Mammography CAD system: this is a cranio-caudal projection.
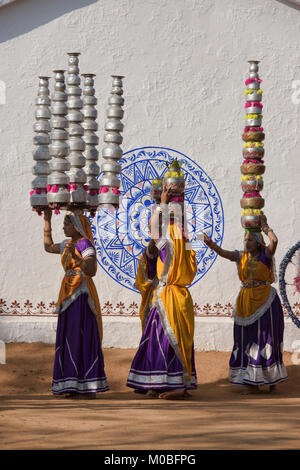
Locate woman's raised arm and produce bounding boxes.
[43,209,60,254]
[203,232,236,262]
[261,215,278,256]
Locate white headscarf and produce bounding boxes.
[65,211,85,238]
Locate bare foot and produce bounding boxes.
[159,390,187,400]
[240,385,261,395]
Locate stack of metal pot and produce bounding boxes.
[65,52,87,207]
[82,73,100,215]
[30,76,51,212]
[240,60,265,231]
[30,53,125,215]
[47,70,70,208]
[98,75,125,208]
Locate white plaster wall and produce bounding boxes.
[0,0,299,336]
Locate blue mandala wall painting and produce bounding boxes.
[90,147,224,293]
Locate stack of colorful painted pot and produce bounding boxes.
[240,60,265,231]
[162,159,185,228]
[163,159,185,201]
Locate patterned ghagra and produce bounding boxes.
[229,248,288,386]
[52,238,109,395]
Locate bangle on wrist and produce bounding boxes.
[44,230,52,236]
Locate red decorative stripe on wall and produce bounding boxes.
[0,298,299,318]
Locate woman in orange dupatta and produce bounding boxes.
[204,215,287,394]
[127,186,197,399]
[43,209,109,398]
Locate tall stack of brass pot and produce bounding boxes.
[240,60,265,231]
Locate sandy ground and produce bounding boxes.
[0,344,300,450]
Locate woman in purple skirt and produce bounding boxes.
[43,209,109,398]
[204,216,287,394]
[127,185,198,399]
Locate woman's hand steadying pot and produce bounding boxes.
[260,214,268,228]
[160,185,173,204]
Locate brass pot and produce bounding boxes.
[242,132,265,142]
[163,177,185,195]
[241,179,264,193]
[150,186,162,201]
[241,163,265,175]
[240,196,265,209]
[241,214,261,229]
[242,147,264,159]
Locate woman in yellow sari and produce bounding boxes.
[43,209,109,398]
[127,186,197,399]
[204,216,287,394]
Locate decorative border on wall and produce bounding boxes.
[0,298,299,318]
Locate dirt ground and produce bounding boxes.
[1,343,300,450]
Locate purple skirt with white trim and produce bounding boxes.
[52,294,109,394]
[229,292,288,386]
[127,307,197,391]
